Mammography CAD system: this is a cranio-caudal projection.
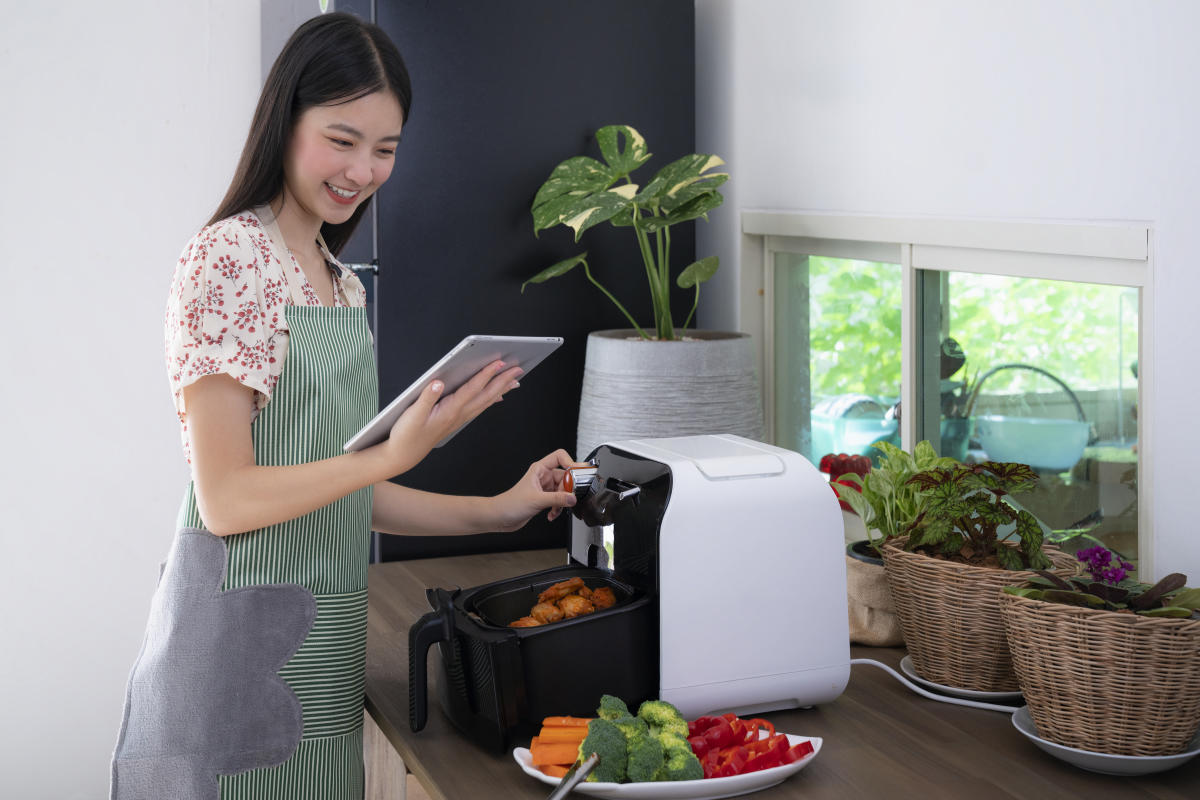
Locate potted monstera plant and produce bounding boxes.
[880,461,1078,693]
[521,124,762,457]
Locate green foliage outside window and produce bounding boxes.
[808,257,1138,402]
[947,274,1138,394]
[809,257,902,400]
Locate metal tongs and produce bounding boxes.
[545,752,600,799]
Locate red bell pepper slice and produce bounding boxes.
[714,745,747,778]
[783,740,815,763]
[746,717,775,738]
[688,713,807,778]
[689,715,721,736]
[737,734,787,772]
[702,717,736,750]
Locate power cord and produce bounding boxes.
[851,658,1020,714]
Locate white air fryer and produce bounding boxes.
[570,434,851,718]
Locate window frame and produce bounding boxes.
[741,212,1154,573]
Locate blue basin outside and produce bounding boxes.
[975,415,1089,471]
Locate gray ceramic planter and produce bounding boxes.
[575,329,764,458]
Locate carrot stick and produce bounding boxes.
[541,716,593,728]
[540,764,571,778]
[537,726,589,743]
[529,739,582,767]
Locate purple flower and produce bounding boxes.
[1076,545,1132,586]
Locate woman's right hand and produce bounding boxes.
[378,359,524,476]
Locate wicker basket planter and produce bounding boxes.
[1000,590,1200,756]
[881,539,1077,692]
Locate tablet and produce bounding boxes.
[343,335,564,452]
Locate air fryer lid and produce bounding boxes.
[467,567,639,628]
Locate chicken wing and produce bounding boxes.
[557,593,595,619]
[537,576,585,604]
[530,602,564,624]
[508,616,543,628]
[590,587,616,610]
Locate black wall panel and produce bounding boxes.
[373,0,696,559]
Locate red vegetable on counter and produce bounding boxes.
[819,452,871,512]
[818,452,871,481]
[687,713,812,778]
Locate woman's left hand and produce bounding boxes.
[490,449,585,531]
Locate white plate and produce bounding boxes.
[1012,706,1200,776]
[512,733,822,799]
[899,655,1024,701]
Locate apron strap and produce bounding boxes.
[254,204,317,307]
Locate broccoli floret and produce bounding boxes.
[611,715,664,783]
[609,713,646,740]
[659,738,703,781]
[647,739,699,782]
[637,700,690,742]
[635,700,701,781]
[655,719,690,741]
[636,699,685,730]
[578,718,628,783]
[597,694,632,721]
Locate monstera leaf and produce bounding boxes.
[525,124,728,340]
[595,124,651,177]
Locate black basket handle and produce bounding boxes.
[408,595,455,732]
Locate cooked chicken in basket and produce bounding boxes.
[508,579,619,627]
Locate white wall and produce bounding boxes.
[0,2,260,796]
[695,0,1200,580]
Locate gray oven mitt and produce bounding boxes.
[111,528,317,800]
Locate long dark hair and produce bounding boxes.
[208,12,412,255]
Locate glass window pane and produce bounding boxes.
[918,271,1140,570]
[773,253,902,464]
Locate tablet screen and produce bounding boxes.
[342,334,563,452]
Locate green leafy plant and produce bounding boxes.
[521,124,728,340]
[903,461,1051,571]
[833,441,957,554]
[1004,546,1200,619]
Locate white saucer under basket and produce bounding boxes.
[1012,706,1200,776]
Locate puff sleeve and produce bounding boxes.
[164,217,288,426]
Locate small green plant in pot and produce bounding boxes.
[833,441,956,556]
[881,460,1078,691]
[832,441,954,647]
[1001,547,1200,756]
[522,124,728,341]
[901,460,1052,570]
[1007,546,1200,618]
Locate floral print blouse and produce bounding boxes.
[164,208,366,461]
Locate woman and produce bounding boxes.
[112,13,577,800]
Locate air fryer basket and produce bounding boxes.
[409,565,657,751]
[468,568,638,628]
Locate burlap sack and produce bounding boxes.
[846,553,904,647]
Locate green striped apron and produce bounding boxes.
[196,213,375,798]
[175,295,376,798]
[114,210,377,800]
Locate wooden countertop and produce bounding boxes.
[365,550,1199,799]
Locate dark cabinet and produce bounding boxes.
[345,1,696,559]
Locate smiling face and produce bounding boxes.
[277,90,405,234]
